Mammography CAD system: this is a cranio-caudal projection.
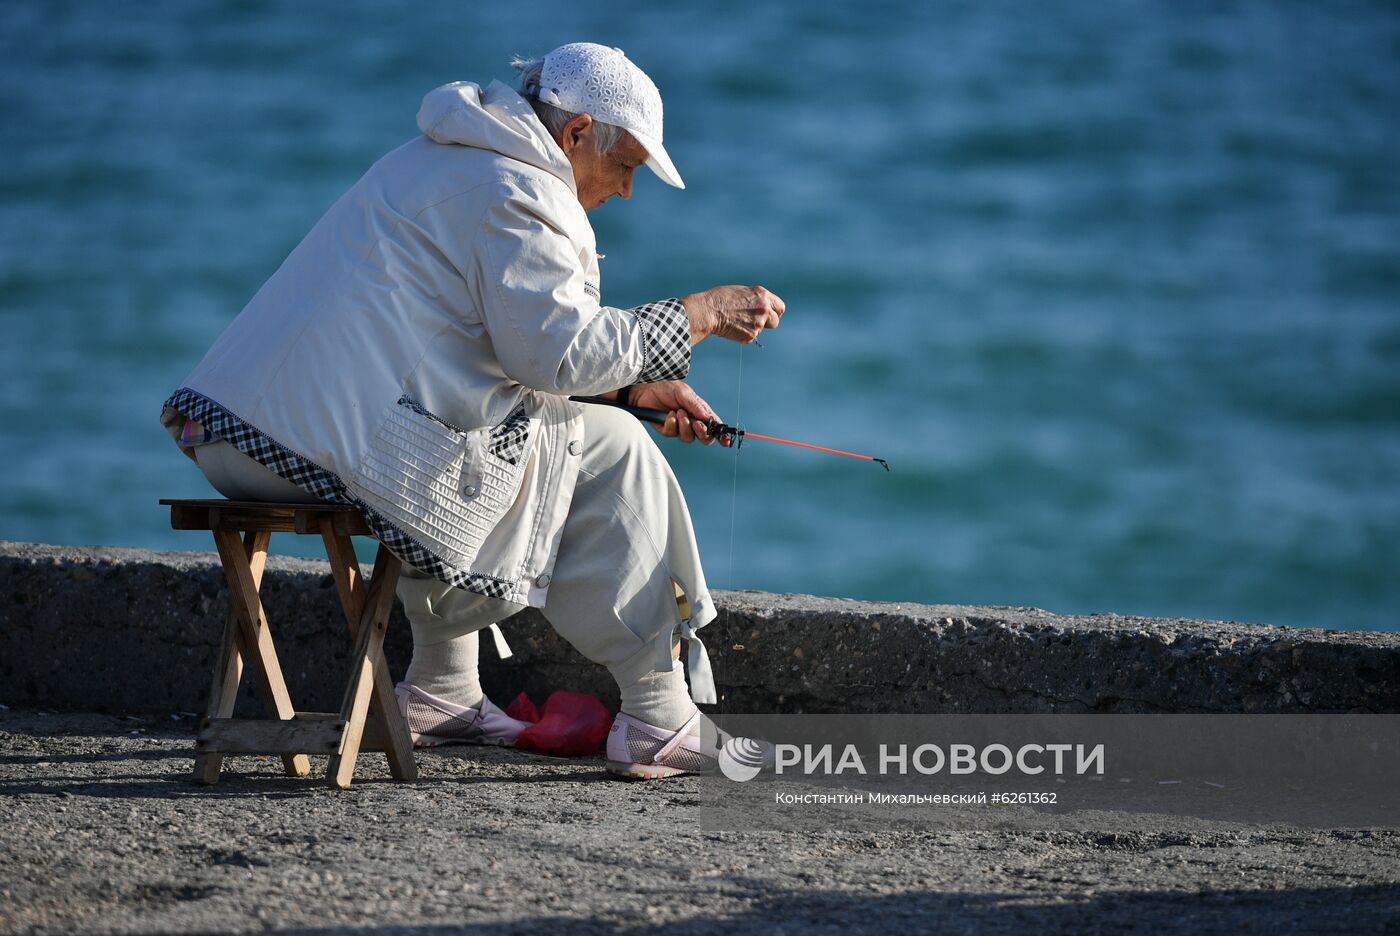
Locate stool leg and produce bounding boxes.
[319,531,367,641]
[193,531,270,784]
[366,641,418,780]
[321,532,417,781]
[212,529,311,779]
[327,545,401,788]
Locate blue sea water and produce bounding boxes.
[1,1,1397,631]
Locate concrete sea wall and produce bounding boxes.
[2,541,1397,715]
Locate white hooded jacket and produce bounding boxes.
[162,80,694,605]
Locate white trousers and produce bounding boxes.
[192,404,717,702]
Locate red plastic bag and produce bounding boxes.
[505,691,541,725]
[513,690,611,757]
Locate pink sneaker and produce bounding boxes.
[606,711,722,780]
[395,683,531,748]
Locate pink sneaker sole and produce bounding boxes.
[605,759,691,780]
[410,731,516,749]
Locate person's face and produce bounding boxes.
[559,115,648,211]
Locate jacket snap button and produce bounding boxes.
[462,484,477,497]
[568,440,582,456]
[534,572,552,588]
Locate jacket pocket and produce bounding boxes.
[354,396,528,570]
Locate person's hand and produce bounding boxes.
[629,381,727,445]
[680,285,785,345]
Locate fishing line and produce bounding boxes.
[722,343,745,714]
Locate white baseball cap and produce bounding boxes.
[533,42,684,190]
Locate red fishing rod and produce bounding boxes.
[569,395,890,471]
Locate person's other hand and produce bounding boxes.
[629,381,726,445]
[680,285,785,345]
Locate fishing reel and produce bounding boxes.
[704,417,744,449]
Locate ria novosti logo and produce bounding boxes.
[718,737,770,782]
[718,739,1105,782]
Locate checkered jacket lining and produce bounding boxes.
[486,405,531,466]
[631,298,691,384]
[164,387,522,600]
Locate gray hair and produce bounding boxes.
[511,56,627,154]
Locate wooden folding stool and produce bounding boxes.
[161,499,418,788]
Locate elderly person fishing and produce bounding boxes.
[161,42,783,779]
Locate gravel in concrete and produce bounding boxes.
[2,707,1398,935]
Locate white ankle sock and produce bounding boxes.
[404,630,484,710]
[617,665,698,731]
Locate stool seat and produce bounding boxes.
[161,498,417,789]
[166,499,372,536]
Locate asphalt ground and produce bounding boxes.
[1,706,1397,935]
